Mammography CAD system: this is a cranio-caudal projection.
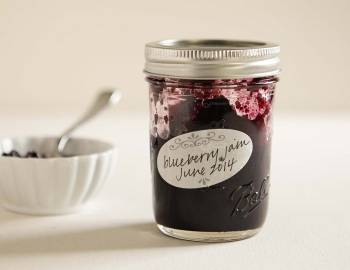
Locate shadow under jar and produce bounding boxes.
[144,39,280,242]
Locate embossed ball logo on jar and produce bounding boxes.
[157,129,253,189]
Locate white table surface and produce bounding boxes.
[0,111,349,269]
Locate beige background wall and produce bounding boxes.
[0,0,349,113]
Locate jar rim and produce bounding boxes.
[144,39,280,79]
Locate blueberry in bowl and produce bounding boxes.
[2,150,45,158]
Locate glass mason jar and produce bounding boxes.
[144,40,280,242]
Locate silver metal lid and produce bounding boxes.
[144,39,280,79]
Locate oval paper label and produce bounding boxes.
[157,129,253,189]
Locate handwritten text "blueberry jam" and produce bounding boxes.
[157,129,253,189]
[163,140,250,182]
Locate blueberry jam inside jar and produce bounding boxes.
[145,40,280,242]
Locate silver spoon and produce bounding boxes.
[56,89,122,156]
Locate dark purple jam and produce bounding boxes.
[149,76,277,232]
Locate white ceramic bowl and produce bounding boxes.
[0,137,115,215]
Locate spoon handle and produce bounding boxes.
[57,89,122,154]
